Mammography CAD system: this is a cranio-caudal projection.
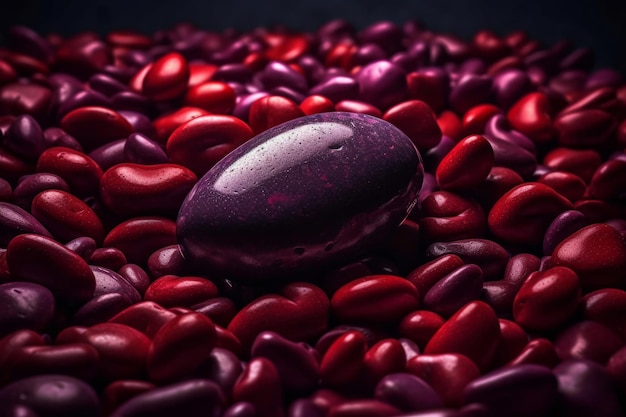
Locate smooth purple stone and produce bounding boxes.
[426,239,509,281]
[554,321,623,364]
[191,297,236,328]
[101,64,135,83]
[270,86,306,104]
[353,43,388,66]
[0,375,100,417]
[449,74,492,114]
[124,132,168,165]
[527,66,548,86]
[355,60,407,110]
[232,92,270,121]
[88,139,126,171]
[481,280,516,317]
[57,90,112,120]
[118,110,155,137]
[147,244,187,278]
[111,91,156,116]
[358,21,403,55]
[463,364,557,417]
[548,70,588,95]
[42,127,82,151]
[88,73,128,97]
[177,112,423,281]
[396,410,460,417]
[585,68,623,90]
[223,402,257,417]
[0,281,55,337]
[5,404,39,417]
[459,58,486,76]
[3,115,46,160]
[90,265,141,304]
[375,373,444,412]
[0,179,11,202]
[0,202,52,246]
[484,115,536,154]
[118,263,151,295]
[288,399,325,417]
[12,173,71,210]
[317,19,355,40]
[109,379,224,417]
[64,236,97,260]
[297,55,326,85]
[524,50,560,74]
[199,348,244,395]
[492,69,532,109]
[394,339,419,363]
[390,51,420,73]
[258,61,308,92]
[554,360,624,417]
[483,135,537,179]
[251,331,319,394]
[213,63,254,84]
[424,136,456,172]
[309,76,359,103]
[423,264,484,317]
[6,25,54,64]
[72,292,133,326]
[542,210,588,255]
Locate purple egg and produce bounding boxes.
[177,112,423,281]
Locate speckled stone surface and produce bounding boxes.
[177,112,424,281]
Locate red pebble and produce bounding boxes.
[436,134,494,190]
[363,338,406,383]
[581,288,626,339]
[513,266,580,332]
[473,166,524,209]
[406,72,447,113]
[0,330,45,381]
[588,160,626,201]
[554,109,617,147]
[555,321,624,364]
[233,357,285,417]
[420,191,487,242]
[407,254,465,297]
[493,319,528,366]
[228,282,329,350]
[248,95,305,134]
[462,104,501,135]
[383,100,442,151]
[8,343,99,381]
[183,81,236,114]
[320,330,367,388]
[6,234,95,303]
[488,182,573,245]
[331,275,419,324]
[536,171,586,203]
[187,62,218,87]
[59,322,150,381]
[103,217,177,265]
[507,92,555,143]
[102,380,156,415]
[607,347,626,396]
[142,52,189,101]
[300,95,335,115]
[328,400,400,417]
[152,106,210,144]
[30,189,104,243]
[406,353,480,406]
[36,147,103,196]
[108,301,177,339]
[552,223,626,290]
[144,275,218,308]
[424,301,501,370]
[508,338,559,368]
[437,110,463,141]
[147,312,216,383]
[60,106,134,152]
[100,163,197,217]
[543,147,602,183]
[166,115,254,177]
[398,310,445,350]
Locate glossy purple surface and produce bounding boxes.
[177,112,423,281]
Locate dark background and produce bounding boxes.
[1,0,626,73]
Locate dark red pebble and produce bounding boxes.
[6,233,95,303]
